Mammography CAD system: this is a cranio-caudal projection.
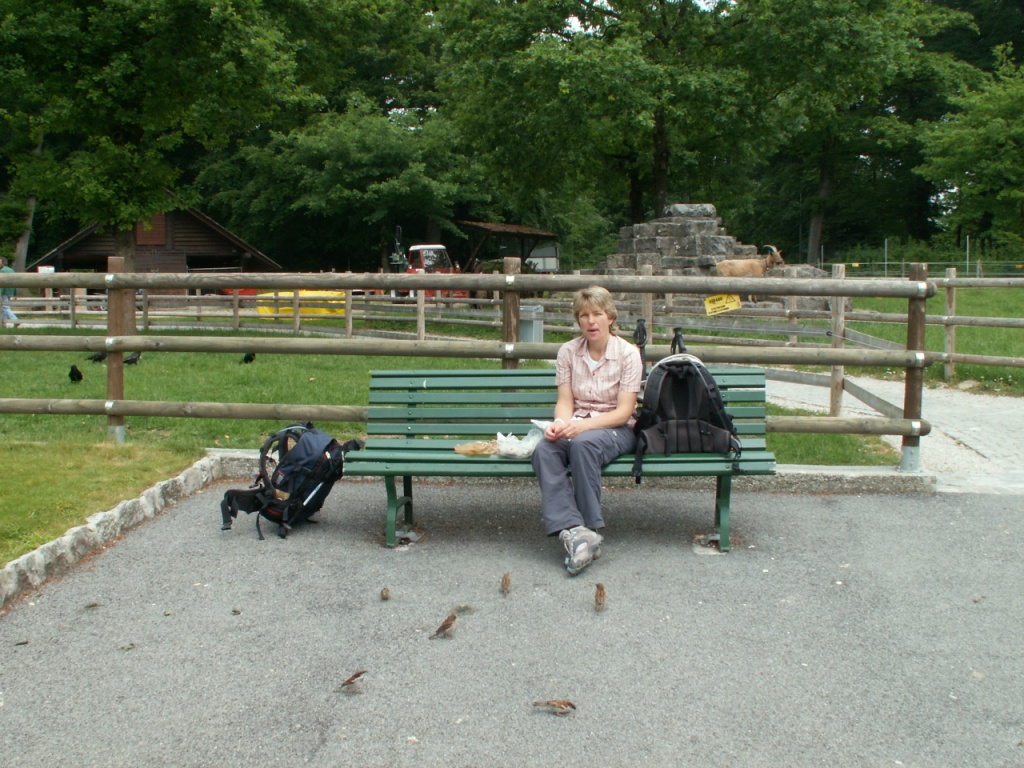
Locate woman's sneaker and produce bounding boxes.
[559,526,603,575]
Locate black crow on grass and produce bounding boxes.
[124,351,142,365]
[241,352,256,364]
[87,351,107,363]
[69,365,83,383]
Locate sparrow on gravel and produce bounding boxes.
[595,583,606,613]
[338,670,367,694]
[500,572,511,597]
[431,613,457,639]
[532,700,576,716]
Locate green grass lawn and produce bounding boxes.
[849,287,1024,395]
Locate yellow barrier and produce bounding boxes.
[255,290,346,317]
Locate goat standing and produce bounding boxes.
[714,246,784,303]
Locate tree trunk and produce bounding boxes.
[114,228,136,272]
[113,228,137,333]
[806,166,833,267]
[13,198,35,275]
[629,169,644,224]
[652,107,669,219]
[12,138,43,279]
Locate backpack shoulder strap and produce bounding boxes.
[689,359,737,434]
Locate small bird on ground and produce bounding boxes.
[500,572,511,597]
[338,669,367,694]
[380,587,390,601]
[86,351,107,363]
[68,364,83,383]
[533,700,576,716]
[431,613,457,639]
[124,351,142,365]
[595,583,606,613]
[241,352,256,364]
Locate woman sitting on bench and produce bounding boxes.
[532,286,643,575]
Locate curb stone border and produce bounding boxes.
[0,448,936,612]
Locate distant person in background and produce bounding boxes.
[532,286,642,575]
[1,257,18,326]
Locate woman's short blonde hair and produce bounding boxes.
[573,286,619,334]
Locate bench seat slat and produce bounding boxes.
[346,455,776,478]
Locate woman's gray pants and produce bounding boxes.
[532,427,637,535]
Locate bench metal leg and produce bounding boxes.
[384,475,414,548]
[714,475,733,552]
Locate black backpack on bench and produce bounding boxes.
[631,352,741,484]
[220,422,363,539]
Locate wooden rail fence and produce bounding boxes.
[1,258,941,469]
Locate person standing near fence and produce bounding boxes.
[1,257,18,326]
[532,286,642,575]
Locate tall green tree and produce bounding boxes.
[917,46,1024,243]
[197,99,492,272]
[0,0,317,271]
[724,1,976,263]
[438,0,966,266]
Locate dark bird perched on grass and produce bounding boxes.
[86,351,107,363]
[124,351,142,365]
[69,365,83,383]
[241,352,256,364]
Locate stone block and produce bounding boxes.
[660,257,703,270]
[87,509,123,541]
[697,236,736,256]
[0,562,26,611]
[632,237,657,254]
[62,526,102,561]
[663,203,718,218]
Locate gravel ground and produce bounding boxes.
[1,479,1021,768]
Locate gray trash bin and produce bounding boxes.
[519,305,544,343]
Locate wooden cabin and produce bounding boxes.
[29,208,281,275]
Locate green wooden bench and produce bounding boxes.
[344,368,776,550]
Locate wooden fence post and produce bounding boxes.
[232,289,240,332]
[900,262,928,472]
[106,257,128,444]
[141,290,151,331]
[829,264,846,417]
[416,290,426,340]
[944,267,957,381]
[345,286,354,339]
[502,257,522,370]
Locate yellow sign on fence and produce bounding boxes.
[704,293,741,316]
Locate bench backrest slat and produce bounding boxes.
[367,367,767,440]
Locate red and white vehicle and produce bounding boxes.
[389,228,467,299]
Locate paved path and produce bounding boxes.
[1,377,1021,766]
[1,479,1021,767]
[767,374,1024,494]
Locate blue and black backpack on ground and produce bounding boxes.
[220,422,363,539]
[631,338,741,483]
